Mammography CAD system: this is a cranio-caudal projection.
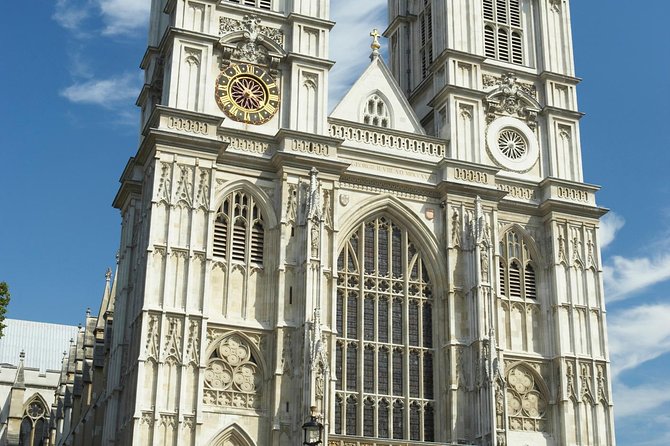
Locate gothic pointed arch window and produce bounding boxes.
[213,423,257,446]
[334,215,435,441]
[362,94,391,128]
[18,396,49,446]
[203,334,263,410]
[498,229,537,300]
[213,190,266,266]
[506,364,549,432]
[483,0,525,65]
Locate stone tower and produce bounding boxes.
[103,0,336,445]
[383,0,616,445]
[59,0,615,445]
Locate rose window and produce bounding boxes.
[506,366,548,432]
[27,401,45,419]
[204,335,262,409]
[498,129,527,160]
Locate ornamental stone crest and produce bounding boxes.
[219,15,284,67]
[484,73,542,129]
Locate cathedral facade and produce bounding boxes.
[52,1,616,445]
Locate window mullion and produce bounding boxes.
[357,261,365,436]
[401,228,409,439]
[245,199,252,265]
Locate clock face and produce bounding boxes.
[215,64,280,125]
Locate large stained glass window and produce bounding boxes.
[334,216,435,441]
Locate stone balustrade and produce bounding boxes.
[329,122,446,158]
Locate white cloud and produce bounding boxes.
[608,304,670,377]
[53,0,149,37]
[604,254,670,302]
[329,0,387,109]
[53,0,94,33]
[60,73,141,108]
[97,0,150,36]
[614,381,670,418]
[599,212,624,249]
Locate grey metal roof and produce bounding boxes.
[0,319,80,372]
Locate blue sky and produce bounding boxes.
[0,0,668,443]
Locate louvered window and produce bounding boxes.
[213,191,265,266]
[223,0,272,10]
[419,0,434,79]
[509,261,522,298]
[335,216,435,441]
[498,230,538,300]
[483,0,525,65]
[525,264,537,299]
[499,260,507,296]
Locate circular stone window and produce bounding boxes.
[498,128,527,160]
[486,116,539,172]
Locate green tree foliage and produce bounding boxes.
[0,282,10,338]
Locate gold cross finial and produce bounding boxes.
[370,28,381,51]
[370,28,382,60]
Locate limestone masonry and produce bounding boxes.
[7,1,616,445]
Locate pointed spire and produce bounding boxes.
[370,28,381,61]
[97,264,117,331]
[109,256,119,314]
[14,351,26,389]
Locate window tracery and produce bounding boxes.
[506,365,548,432]
[498,229,537,300]
[213,190,265,266]
[484,0,525,65]
[19,397,48,446]
[362,95,391,128]
[204,335,262,409]
[335,216,435,441]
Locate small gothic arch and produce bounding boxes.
[504,362,550,433]
[210,423,256,446]
[214,180,278,229]
[19,394,49,446]
[211,181,277,270]
[203,331,268,410]
[498,224,544,301]
[360,90,393,128]
[303,73,318,90]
